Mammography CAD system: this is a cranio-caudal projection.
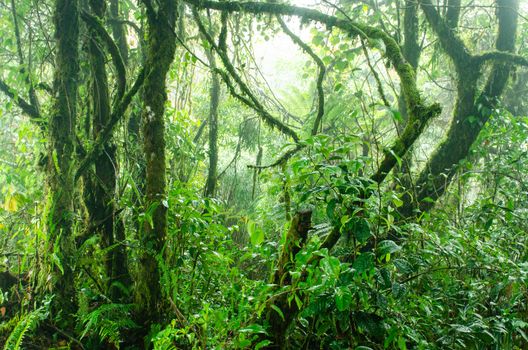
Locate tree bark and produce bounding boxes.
[398,0,421,123]
[446,0,461,30]
[135,0,177,326]
[47,0,79,326]
[399,0,519,218]
[204,48,220,198]
[84,0,131,301]
[265,210,312,349]
[109,0,128,65]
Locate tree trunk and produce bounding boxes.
[84,0,130,301]
[47,0,79,326]
[445,0,461,30]
[264,210,312,349]
[109,0,128,65]
[400,0,519,218]
[135,0,177,326]
[204,48,219,197]
[398,0,421,124]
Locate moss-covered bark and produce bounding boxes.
[47,0,79,325]
[192,0,441,178]
[204,48,219,198]
[398,0,421,123]
[84,0,130,301]
[399,0,519,218]
[109,0,128,65]
[134,0,177,326]
[446,0,462,29]
[265,210,312,349]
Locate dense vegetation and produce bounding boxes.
[0,0,527,348]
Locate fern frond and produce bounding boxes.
[3,306,47,350]
[80,303,138,348]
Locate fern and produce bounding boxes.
[80,303,138,348]
[3,304,48,350]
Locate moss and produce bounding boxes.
[45,0,80,326]
[134,0,178,325]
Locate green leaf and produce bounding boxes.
[353,253,375,273]
[248,221,264,246]
[351,218,372,244]
[376,240,401,257]
[326,198,337,220]
[392,196,403,208]
[335,287,352,311]
[240,323,268,334]
[397,336,407,350]
[335,60,348,71]
[393,259,413,274]
[255,340,272,350]
[270,305,285,322]
[321,256,341,277]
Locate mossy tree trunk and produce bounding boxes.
[47,0,80,325]
[109,0,128,65]
[135,0,177,326]
[398,0,421,124]
[399,0,519,218]
[445,0,461,30]
[204,48,219,198]
[264,210,312,349]
[84,0,130,301]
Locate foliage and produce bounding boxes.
[0,0,527,349]
[80,303,138,348]
[2,297,50,350]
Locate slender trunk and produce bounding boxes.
[47,0,79,325]
[135,0,177,326]
[398,0,421,124]
[84,0,131,301]
[204,49,219,197]
[109,0,128,64]
[107,0,133,299]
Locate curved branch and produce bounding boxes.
[187,0,440,176]
[277,18,326,136]
[474,51,528,67]
[248,145,303,169]
[75,67,145,180]
[0,78,42,122]
[193,9,300,142]
[419,0,472,68]
[81,10,126,100]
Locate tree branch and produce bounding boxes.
[277,18,326,136]
[75,67,145,180]
[419,0,472,68]
[474,51,528,67]
[0,78,41,122]
[81,10,127,100]
[188,0,440,177]
[192,8,300,142]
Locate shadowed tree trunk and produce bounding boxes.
[84,0,131,301]
[47,0,79,325]
[108,0,133,300]
[399,0,519,218]
[134,0,177,327]
[264,210,312,349]
[398,0,421,124]
[109,0,128,64]
[204,48,219,198]
[446,0,461,30]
